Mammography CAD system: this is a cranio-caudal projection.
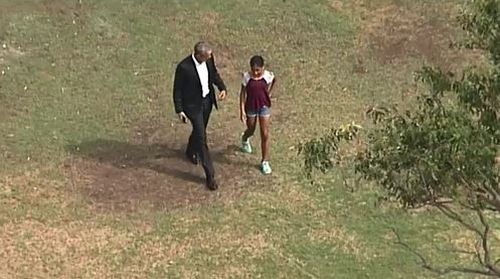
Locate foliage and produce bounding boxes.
[356,66,499,209]
[299,0,500,276]
[298,123,361,180]
[353,0,500,210]
[457,0,500,65]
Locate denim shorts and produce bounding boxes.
[246,106,271,118]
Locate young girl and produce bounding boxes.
[240,55,276,175]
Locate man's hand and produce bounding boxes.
[218,90,227,100]
[178,112,188,123]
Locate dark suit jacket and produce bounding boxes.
[173,54,226,114]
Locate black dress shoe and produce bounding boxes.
[185,152,198,165]
[206,179,218,191]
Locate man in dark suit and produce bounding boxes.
[173,41,227,190]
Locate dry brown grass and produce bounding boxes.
[1,0,490,277]
[0,220,132,278]
[0,217,270,278]
[434,226,500,263]
[136,227,269,277]
[0,168,67,210]
[0,45,24,66]
[329,0,485,72]
[0,0,73,16]
[309,226,370,261]
[358,4,455,68]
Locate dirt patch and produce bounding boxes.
[329,0,345,12]
[359,5,452,66]
[200,12,238,77]
[328,0,479,71]
[201,11,219,27]
[66,117,265,212]
[208,41,239,80]
[0,45,25,65]
[329,0,364,13]
[66,143,256,213]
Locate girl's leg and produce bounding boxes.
[243,116,257,141]
[241,115,257,153]
[259,115,271,162]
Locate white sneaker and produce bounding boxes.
[241,135,252,153]
[261,161,272,175]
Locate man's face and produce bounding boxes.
[195,50,212,63]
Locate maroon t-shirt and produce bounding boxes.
[242,71,275,111]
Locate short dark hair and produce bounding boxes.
[250,55,264,68]
[194,41,211,55]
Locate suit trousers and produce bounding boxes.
[184,97,215,181]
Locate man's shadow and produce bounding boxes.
[66,139,242,185]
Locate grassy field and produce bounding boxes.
[0,0,493,278]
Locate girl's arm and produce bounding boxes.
[268,77,276,97]
[239,84,247,122]
[264,70,276,98]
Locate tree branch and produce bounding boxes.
[459,170,500,212]
[476,242,486,267]
[435,203,482,236]
[391,228,500,277]
[476,209,500,275]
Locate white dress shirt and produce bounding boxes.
[192,54,210,98]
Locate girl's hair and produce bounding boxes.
[250,55,264,68]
